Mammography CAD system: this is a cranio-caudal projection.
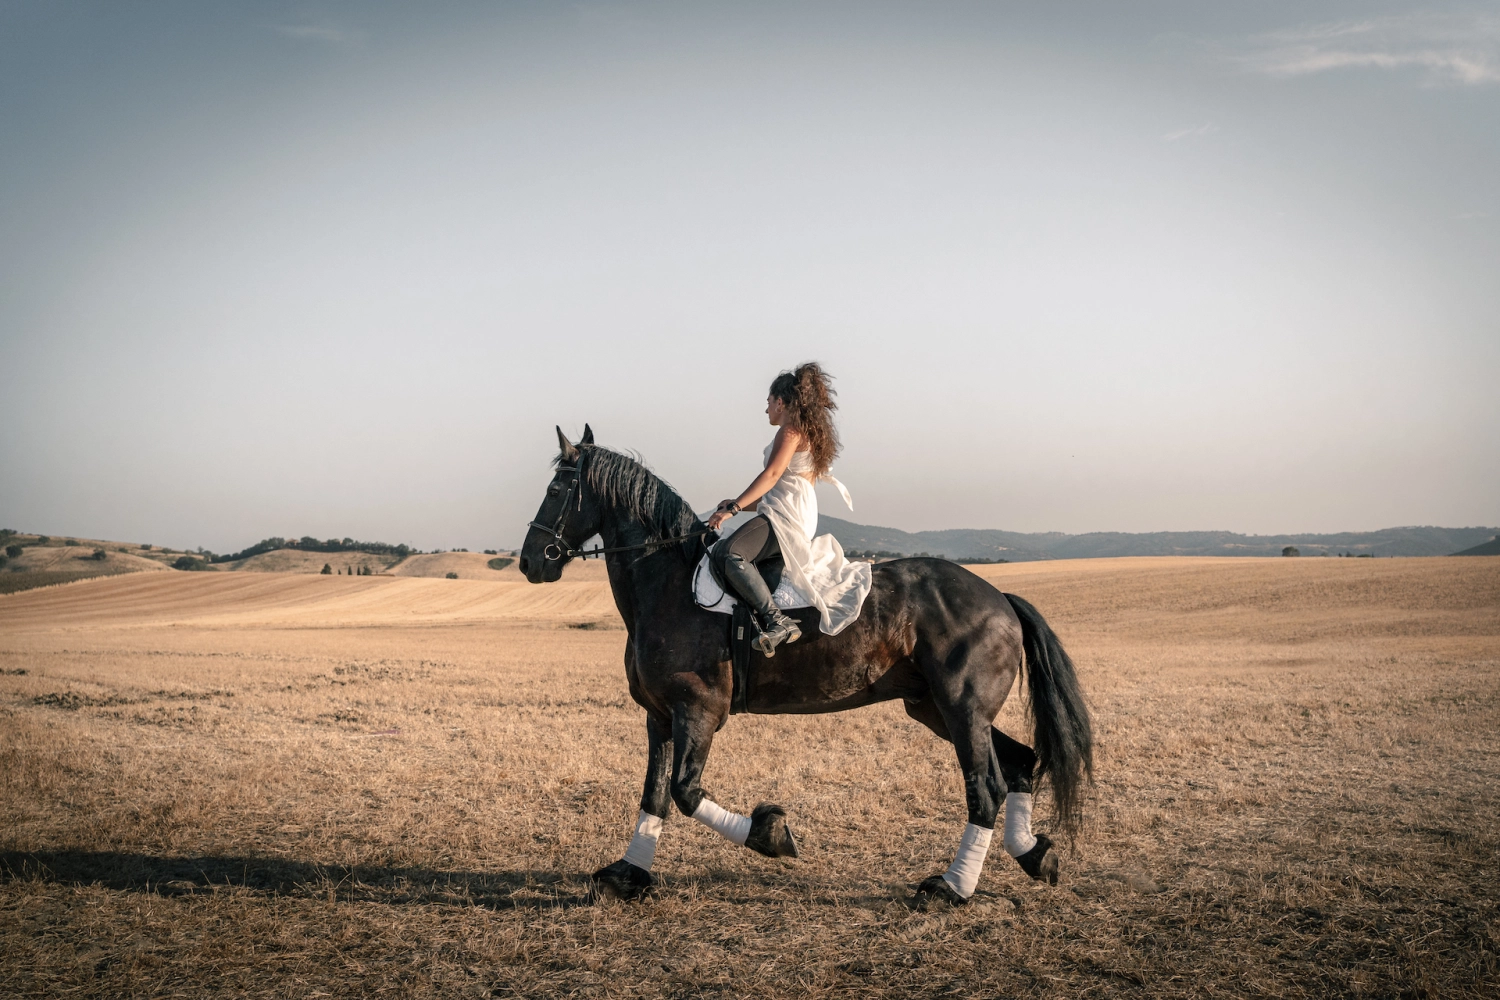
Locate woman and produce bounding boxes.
[705,363,873,656]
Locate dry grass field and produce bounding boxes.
[1,556,1497,998]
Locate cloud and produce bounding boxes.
[273,23,357,45]
[1236,12,1500,86]
[1163,123,1217,142]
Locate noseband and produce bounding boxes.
[526,463,715,563]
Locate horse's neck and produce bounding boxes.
[598,506,693,624]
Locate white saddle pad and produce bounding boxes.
[692,550,812,616]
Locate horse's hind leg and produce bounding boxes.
[915,711,1005,905]
[993,728,1059,885]
[592,713,673,901]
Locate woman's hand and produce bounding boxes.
[706,509,733,532]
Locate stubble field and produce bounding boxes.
[1,556,1497,998]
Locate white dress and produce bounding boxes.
[696,444,873,636]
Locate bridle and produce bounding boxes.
[526,464,715,563]
[526,464,584,562]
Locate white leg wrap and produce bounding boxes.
[621,810,664,871]
[941,823,993,899]
[1004,792,1038,857]
[691,798,751,846]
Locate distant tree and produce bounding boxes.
[0,555,7,569]
[38,536,50,544]
[487,557,514,571]
[89,548,107,561]
[241,536,411,561]
[172,555,207,571]
[1282,546,1300,557]
[484,549,498,555]
[64,539,79,547]
[5,545,21,559]
[140,543,152,550]
[321,563,332,575]
[445,571,459,579]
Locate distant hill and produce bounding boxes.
[820,517,1500,561]
[1451,536,1500,556]
[0,529,522,593]
[0,531,171,595]
[386,551,525,581]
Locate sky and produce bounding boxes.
[1,1,1496,552]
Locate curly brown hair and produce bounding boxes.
[769,362,840,478]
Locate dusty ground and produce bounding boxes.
[1,556,1496,998]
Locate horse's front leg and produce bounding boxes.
[670,700,799,859]
[591,713,674,900]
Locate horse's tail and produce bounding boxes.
[1003,593,1094,841]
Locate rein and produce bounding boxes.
[526,464,715,562]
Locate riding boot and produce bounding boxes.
[721,553,802,657]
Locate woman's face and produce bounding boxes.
[766,395,786,426]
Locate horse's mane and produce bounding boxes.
[562,445,702,561]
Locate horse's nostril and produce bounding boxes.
[519,557,530,575]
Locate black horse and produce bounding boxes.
[520,427,1092,904]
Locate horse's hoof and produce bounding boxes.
[1016,834,1059,885]
[913,874,969,908]
[590,860,657,901]
[745,803,799,858]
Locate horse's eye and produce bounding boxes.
[548,483,560,497]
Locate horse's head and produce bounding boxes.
[519,424,601,583]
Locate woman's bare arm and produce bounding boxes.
[706,427,802,530]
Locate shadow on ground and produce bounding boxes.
[0,849,590,909]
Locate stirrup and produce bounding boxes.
[755,610,802,657]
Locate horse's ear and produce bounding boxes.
[580,424,594,446]
[556,425,579,463]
